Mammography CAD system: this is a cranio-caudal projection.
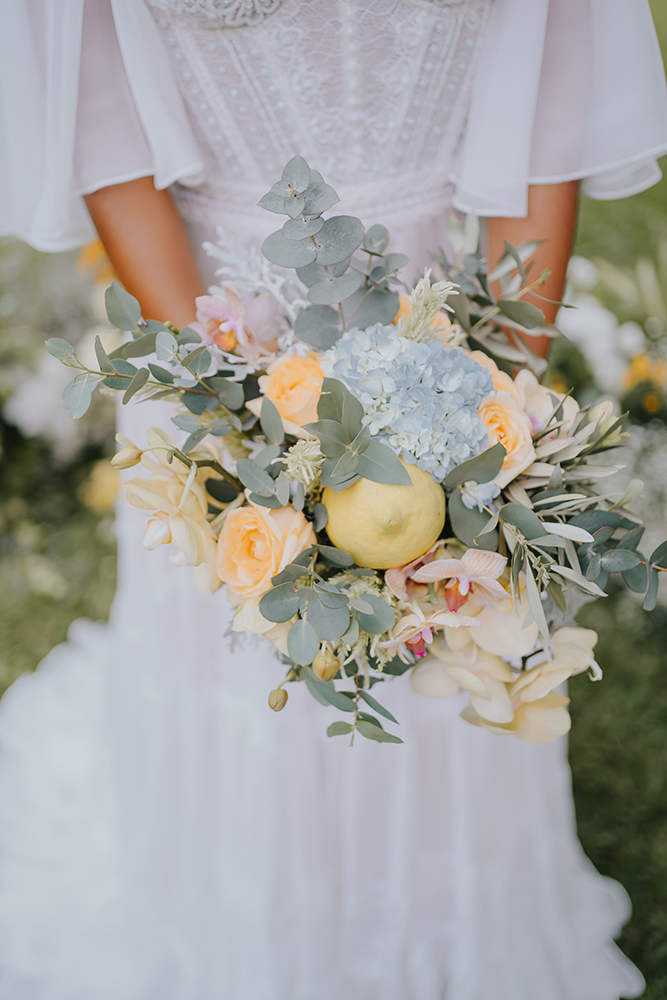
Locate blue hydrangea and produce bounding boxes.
[321,324,494,482]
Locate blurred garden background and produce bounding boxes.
[1,5,667,993]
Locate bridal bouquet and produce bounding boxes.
[47,157,667,746]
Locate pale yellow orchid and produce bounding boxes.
[461,690,571,744]
[410,638,515,724]
[124,460,221,593]
[443,577,539,658]
[411,548,508,610]
[509,626,601,704]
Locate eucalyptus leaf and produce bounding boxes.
[156,331,178,360]
[306,599,350,641]
[315,216,365,266]
[341,394,365,439]
[362,224,390,255]
[302,181,339,216]
[330,450,359,480]
[355,593,395,635]
[599,549,641,573]
[122,367,149,403]
[307,271,363,305]
[236,458,276,495]
[262,230,317,268]
[181,389,219,414]
[342,287,400,328]
[105,281,141,331]
[94,336,115,374]
[284,194,305,219]
[296,262,327,287]
[182,346,211,378]
[45,338,80,367]
[260,396,285,445]
[259,583,301,623]
[62,372,98,418]
[303,419,350,458]
[622,559,649,594]
[313,502,328,531]
[258,191,288,215]
[282,216,324,241]
[314,584,349,609]
[356,441,412,486]
[282,156,310,190]
[317,378,348,422]
[650,540,667,570]
[288,619,321,666]
[448,489,498,551]
[294,305,342,349]
[316,544,354,567]
[202,376,244,410]
[644,567,659,612]
[122,333,158,358]
[444,443,506,489]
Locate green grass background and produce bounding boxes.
[0,5,666,993]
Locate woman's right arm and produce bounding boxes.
[84,176,205,329]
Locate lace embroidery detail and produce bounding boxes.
[146,0,285,28]
[146,0,474,28]
[147,0,491,224]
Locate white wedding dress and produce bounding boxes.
[1,1,667,997]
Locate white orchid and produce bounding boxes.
[410,639,515,724]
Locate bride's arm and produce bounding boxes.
[84,176,205,329]
[486,180,580,361]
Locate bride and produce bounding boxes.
[1,1,666,997]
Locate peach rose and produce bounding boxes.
[478,390,536,488]
[216,502,316,599]
[468,350,517,398]
[258,354,324,428]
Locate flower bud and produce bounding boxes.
[111,446,143,470]
[268,688,288,712]
[312,645,339,682]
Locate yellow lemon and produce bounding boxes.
[322,461,446,569]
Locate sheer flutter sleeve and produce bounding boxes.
[454,0,667,217]
[0,0,204,252]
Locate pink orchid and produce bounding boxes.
[193,284,278,365]
[384,542,441,602]
[412,549,508,612]
[378,605,478,653]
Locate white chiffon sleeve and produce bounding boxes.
[0,0,204,252]
[454,0,667,217]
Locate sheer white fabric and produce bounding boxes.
[0,1,660,997]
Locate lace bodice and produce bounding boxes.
[145,0,492,227]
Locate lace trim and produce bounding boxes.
[147,0,476,28]
[146,0,285,28]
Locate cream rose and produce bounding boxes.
[478,390,536,488]
[216,503,316,599]
[258,354,324,427]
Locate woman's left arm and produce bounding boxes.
[487,180,580,360]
